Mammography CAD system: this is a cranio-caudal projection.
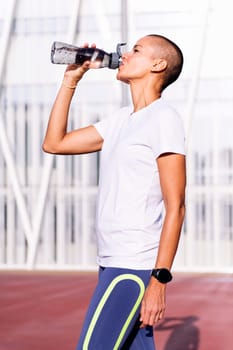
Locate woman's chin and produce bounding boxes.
[116,72,130,84]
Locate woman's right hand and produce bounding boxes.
[63,43,96,86]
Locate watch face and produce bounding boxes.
[157,269,172,283]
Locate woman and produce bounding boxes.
[43,34,186,349]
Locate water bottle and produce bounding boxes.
[51,41,126,69]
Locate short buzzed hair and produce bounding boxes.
[147,34,183,91]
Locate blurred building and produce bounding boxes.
[0,0,232,272]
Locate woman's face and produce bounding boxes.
[116,36,159,83]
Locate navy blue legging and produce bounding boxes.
[76,267,156,349]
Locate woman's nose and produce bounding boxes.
[121,51,130,60]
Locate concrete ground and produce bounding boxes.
[0,271,232,350]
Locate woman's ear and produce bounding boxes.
[151,58,167,72]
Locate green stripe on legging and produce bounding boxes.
[83,273,145,350]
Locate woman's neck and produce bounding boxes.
[130,81,161,113]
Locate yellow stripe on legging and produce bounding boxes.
[83,273,145,350]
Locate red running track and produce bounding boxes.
[0,271,232,350]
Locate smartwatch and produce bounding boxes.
[151,268,173,283]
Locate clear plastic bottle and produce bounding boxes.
[51,41,126,69]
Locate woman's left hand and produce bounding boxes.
[139,278,166,328]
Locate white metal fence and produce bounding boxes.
[0,100,99,270]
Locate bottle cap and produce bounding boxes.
[109,43,126,69]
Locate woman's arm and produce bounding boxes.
[155,152,186,269]
[140,152,186,327]
[43,46,103,155]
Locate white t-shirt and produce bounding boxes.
[93,98,185,269]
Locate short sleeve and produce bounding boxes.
[93,117,110,139]
[150,106,186,159]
